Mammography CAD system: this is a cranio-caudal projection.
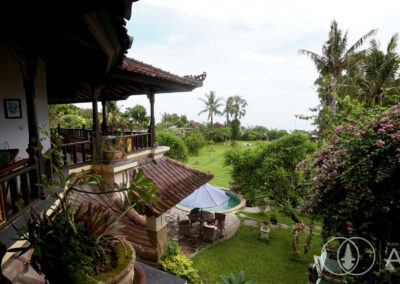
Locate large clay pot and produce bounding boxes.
[103,150,123,164]
[103,242,136,284]
[82,241,136,284]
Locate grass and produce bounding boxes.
[192,210,323,284]
[187,142,323,283]
[187,142,234,188]
[242,208,323,228]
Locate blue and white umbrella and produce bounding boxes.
[180,183,229,209]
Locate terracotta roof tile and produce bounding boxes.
[72,157,213,265]
[136,156,214,216]
[121,57,205,88]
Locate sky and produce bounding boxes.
[81,0,400,131]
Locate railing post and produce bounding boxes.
[20,52,43,198]
[57,123,61,135]
[91,84,102,163]
[147,91,155,148]
[82,124,86,139]
[101,100,108,136]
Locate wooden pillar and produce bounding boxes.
[148,91,155,148]
[91,85,102,162]
[101,100,108,135]
[22,54,43,198]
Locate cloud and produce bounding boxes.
[121,0,400,130]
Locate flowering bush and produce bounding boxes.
[301,105,400,282]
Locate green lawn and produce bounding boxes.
[192,211,323,284]
[187,143,234,188]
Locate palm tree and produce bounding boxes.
[358,34,400,105]
[224,96,234,125]
[198,91,224,125]
[299,20,377,110]
[106,101,127,130]
[230,95,247,121]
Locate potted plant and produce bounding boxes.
[270,213,278,225]
[9,140,159,283]
[103,138,126,164]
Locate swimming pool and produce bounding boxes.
[178,190,243,212]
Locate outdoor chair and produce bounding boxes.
[202,225,220,243]
[215,212,226,236]
[178,220,192,237]
[188,208,201,227]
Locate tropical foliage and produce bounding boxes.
[160,242,201,284]
[217,271,255,284]
[156,131,189,162]
[198,91,224,125]
[225,133,316,207]
[184,131,206,155]
[10,134,159,283]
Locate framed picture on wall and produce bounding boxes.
[3,99,22,119]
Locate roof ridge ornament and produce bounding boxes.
[184,72,207,82]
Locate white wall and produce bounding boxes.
[0,43,49,159]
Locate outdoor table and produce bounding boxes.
[192,211,215,239]
[190,210,214,223]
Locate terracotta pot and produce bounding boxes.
[103,242,136,284]
[103,150,123,164]
[83,241,136,284]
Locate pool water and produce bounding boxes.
[179,191,241,212]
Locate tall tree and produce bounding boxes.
[358,34,400,105]
[106,101,127,130]
[299,20,376,111]
[224,96,234,125]
[230,95,247,120]
[198,91,223,125]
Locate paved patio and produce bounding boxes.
[165,207,240,257]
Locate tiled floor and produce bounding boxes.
[165,207,240,257]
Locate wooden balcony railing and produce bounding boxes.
[57,141,93,167]
[50,124,91,140]
[50,127,153,167]
[0,163,40,226]
[103,133,152,153]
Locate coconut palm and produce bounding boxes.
[230,95,247,121]
[198,91,224,125]
[358,34,400,105]
[299,20,377,110]
[224,96,234,125]
[106,101,128,130]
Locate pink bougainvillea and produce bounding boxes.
[299,105,400,246]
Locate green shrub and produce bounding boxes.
[156,131,188,162]
[217,271,255,284]
[225,134,316,206]
[185,132,206,155]
[213,127,231,142]
[160,242,201,283]
[230,119,241,140]
[60,114,86,128]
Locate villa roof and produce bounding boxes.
[73,157,213,265]
[48,57,206,104]
[137,156,214,216]
[120,57,205,88]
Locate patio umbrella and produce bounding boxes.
[180,183,229,209]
